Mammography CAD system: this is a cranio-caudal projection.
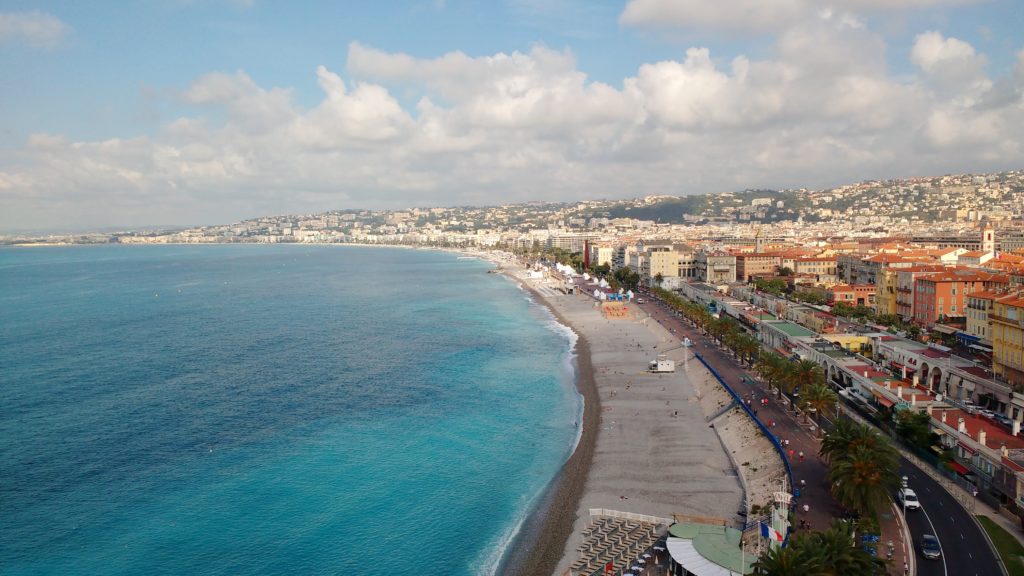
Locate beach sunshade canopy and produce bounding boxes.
[666,537,742,576]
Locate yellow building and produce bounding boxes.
[990,293,1024,387]
[646,247,680,281]
[874,268,899,317]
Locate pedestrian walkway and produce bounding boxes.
[641,301,911,574]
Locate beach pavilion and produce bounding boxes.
[664,522,753,576]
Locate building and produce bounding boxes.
[913,270,1009,327]
[695,251,737,284]
[964,291,999,347]
[588,242,615,268]
[895,265,952,322]
[734,253,779,282]
[827,284,876,307]
[793,257,837,278]
[991,292,1024,387]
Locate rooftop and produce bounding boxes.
[764,321,816,338]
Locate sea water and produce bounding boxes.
[0,245,581,576]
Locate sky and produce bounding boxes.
[0,1,1022,232]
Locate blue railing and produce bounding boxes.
[693,352,795,546]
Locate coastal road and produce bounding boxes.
[634,293,1003,576]
[635,296,841,531]
[899,458,1002,576]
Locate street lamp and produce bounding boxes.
[901,475,908,517]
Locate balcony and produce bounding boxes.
[989,313,1021,326]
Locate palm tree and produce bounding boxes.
[753,540,824,575]
[802,521,886,575]
[789,359,825,396]
[737,333,761,366]
[828,441,900,520]
[756,352,790,395]
[801,383,838,429]
[819,418,872,464]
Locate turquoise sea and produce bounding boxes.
[0,245,581,575]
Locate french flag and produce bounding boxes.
[760,522,783,543]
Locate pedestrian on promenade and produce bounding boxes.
[799,451,805,463]
[802,504,809,513]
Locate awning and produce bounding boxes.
[949,461,970,475]
[666,537,742,576]
[871,390,895,408]
[957,332,981,343]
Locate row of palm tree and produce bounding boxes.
[650,286,760,365]
[753,520,886,575]
[754,353,838,424]
[820,419,901,521]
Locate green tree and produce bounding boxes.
[801,382,838,430]
[896,410,939,451]
[756,352,791,396]
[828,442,901,520]
[653,272,664,286]
[801,520,886,575]
[784,359,824,400]
[753,541,824,575]
[821,420,901,520]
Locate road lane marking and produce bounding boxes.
[920,503,949,576]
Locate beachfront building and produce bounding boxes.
[695,251,737,284]
[612,243,637,271]
[588,242,615,268]
[547,232,602,254]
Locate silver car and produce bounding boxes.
[920,534,941,560]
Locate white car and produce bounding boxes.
[898,488,920,510]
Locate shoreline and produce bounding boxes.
[497,263,747,576]
[497,280,600,576]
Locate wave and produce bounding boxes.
[473,297,586,576]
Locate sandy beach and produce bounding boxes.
[488,258,774,576]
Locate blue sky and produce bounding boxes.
[1,0,1022,231]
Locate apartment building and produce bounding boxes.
[913,270,1010,327]
[991,293,1024,387]
[827,284,876,307]
[735,253,779,282]
[695,251,737,284]
[895,265,951,321]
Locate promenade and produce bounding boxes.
[638,296,913,575]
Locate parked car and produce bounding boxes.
[898,488,920,511]
[920,534,942,560]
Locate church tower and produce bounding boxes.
[981,220,995,255]
[755,227,765,254]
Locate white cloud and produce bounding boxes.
[0,10,70,49]
[911,31,981,73]
[1,18,1021,231]
[911,32,990,102]
[620,0,982,31]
